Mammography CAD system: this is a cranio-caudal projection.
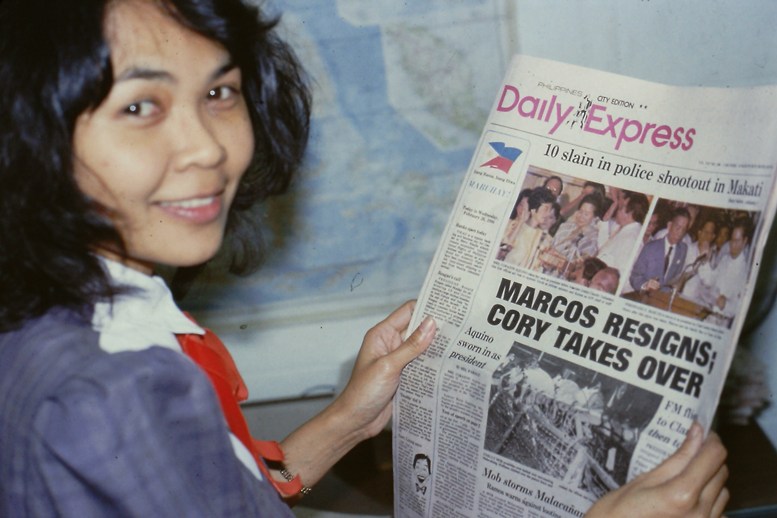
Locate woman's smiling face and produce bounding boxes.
[574,202,596,227]
[72,0,254,274]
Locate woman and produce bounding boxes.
[498,187,533,259]
[540,193,603,277]
[687,219,718,267]
[503,187,557,268]
[0,1,434,514]
[681,219,718,306]
[0,1,727,516]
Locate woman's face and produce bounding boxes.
[72,0,254,274]
[574,202,596,227]
[644,213,660,241]
[540,206,557,231]
[529,202,553,227]
[716,226,730,248]
[697,221,716,245]
[514,197,529,221]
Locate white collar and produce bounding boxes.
[91,260,263,481]
[92,259,204,354]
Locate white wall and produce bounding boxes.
[510,0,777,87]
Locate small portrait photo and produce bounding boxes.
[412,452,432,495]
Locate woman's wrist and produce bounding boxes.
[280,397,367,488]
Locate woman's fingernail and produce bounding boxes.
[419,316,436,337]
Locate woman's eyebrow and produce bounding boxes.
[115,66,174,83]
[114,60,237,84]
[211,60,238,80]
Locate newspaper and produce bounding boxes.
[393,55,777,518]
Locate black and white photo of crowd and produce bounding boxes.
[484,341,662,499]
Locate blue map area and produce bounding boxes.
[185,1,509,313]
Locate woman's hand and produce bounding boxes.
[280,301,435,487]
[333,300,436,439]
[585,422,728,518]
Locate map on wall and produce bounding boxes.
[183,0,513,317]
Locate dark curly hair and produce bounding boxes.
[0,0,311,330]
[623,191,649,223]
[578,193,604,218]
[526,186,557,211]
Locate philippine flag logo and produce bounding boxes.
[480,142,522,173]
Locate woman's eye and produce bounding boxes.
[123,100,158,118]
[207,85,240,104]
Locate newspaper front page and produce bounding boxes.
[393,55,777,518]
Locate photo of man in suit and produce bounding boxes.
[629,207,691,292]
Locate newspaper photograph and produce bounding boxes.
[393,55,777,517]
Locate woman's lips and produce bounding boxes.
[157,195,222,223]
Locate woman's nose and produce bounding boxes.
[172,110,226,172]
